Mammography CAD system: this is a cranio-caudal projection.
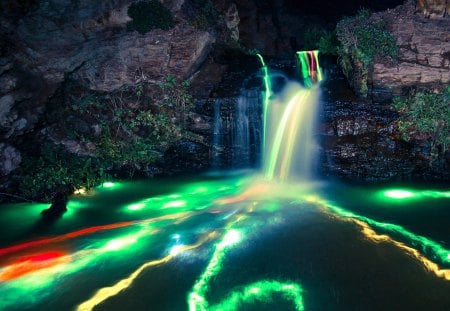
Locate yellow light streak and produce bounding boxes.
[76,231,218,311]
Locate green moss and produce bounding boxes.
[392,88,450,158]
[127,0,174,34]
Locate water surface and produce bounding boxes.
[0,173,449,311]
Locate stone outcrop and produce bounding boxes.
[416,0,450,18]
[370,1,450,101]
[0,143,21,176]
[320,68,449,182]
[0,0,214,139]
[0,0,215,184]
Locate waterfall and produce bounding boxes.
[263,84,320,180]
[259,51,323,181]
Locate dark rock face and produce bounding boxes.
[319,66,450,182]
[0,143,21,176]
[0,0,214,140]
[0,0,215,195]
[320,100,414,182]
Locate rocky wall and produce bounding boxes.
[370,0,450,101]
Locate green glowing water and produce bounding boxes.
[0,175,449,311]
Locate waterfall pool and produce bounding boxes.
[1,172,449,311]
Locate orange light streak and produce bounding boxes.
[0,251,71,281]
[0,212,191,258]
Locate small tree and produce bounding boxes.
[392,87,450,159]
[127,0,174,34]
[336,9,398,97]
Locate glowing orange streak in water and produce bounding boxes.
[0,251,71,281]
[216,183,272,205]
[75,231,219,311]
[0,212,190,257]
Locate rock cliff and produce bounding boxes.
[371,1,449,101]
[0,0,214,137]
[0,0,215,185]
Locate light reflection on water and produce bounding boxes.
[0,173,449,311]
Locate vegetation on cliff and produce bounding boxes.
[303,27,339,56]
[392,87,450,159]
[336,9,398,97]
[17,76,196,201]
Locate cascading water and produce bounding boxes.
[232,89,261,168]
[211,99,223,168]
[211,89,262,169]
[259,51,323,181]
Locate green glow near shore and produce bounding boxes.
[378,188,450,202]
[256,53,272,152]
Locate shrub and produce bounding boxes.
[190,0,217,30]
[17,76,197,201]
[127,0,174,34]
[19,144,107,201]
[303,27,338,55]
[392,87,450,158]
[336,9,398,97]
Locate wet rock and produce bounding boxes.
[416,0,449,18]
[41,191,68,220]
[0,95,14,123]
[319,66,449,182]
[0,143,21,176]
[163,139,210,173]
[225,3,240,41]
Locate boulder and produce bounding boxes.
[416,0,449,18]
[0,143,21,176]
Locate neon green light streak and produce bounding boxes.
[256,53,272,152]
[264,91,309,180]
[318,199,450,265]
[187,227,305,311]
[188,229,243,311]
[379,188,450,201]
[210,280,304,311]
[296,50,323,86]
[296,52,310,82]
[98,182,123,190]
